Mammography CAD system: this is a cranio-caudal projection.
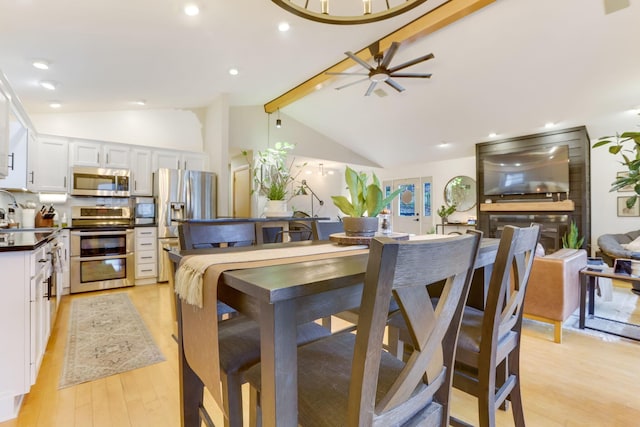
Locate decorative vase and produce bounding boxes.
[343,216,379,237]
[263,200,291,218]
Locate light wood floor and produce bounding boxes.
[2,282,639,427]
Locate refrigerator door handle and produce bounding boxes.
[185,171,192,219]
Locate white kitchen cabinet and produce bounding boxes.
[131,148,153,196]
[0,119,28,189]
[69,140,130,169]
[0,251,29,421]
[28,135,68,193]
[134,227,157,285]
[152,149,208,172]
[0,241,53,422]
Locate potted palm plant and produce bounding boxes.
[331,166,402,237]
[243,141,305,217]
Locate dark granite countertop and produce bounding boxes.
[0,227,61,252]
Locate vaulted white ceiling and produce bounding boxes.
[0,0,639,168]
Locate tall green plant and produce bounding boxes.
[593,128,640,208]
[562,221,584,249]
[331,166,402,217]
[242,142,305,201]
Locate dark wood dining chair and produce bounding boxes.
[451,224,540,427]
[178,221,256,249]
[176,222,332,427]
[245,232,482,426]
[311,220,344,240]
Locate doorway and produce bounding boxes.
[233,165,251,218]
[389,177,433,235]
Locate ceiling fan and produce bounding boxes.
[327,41,434,96]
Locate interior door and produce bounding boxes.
[390,177,434,235]
[233,165,251,218]
[392,178,422,235]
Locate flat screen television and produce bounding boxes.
[482,145,570,196]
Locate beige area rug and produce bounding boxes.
[59,293,166,389]
[563,285,640,342]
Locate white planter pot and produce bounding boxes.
[263,200,291,218]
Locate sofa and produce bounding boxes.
[597,230,640,266]
[523,248,588,343]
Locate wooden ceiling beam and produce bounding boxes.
[264,0,496,113]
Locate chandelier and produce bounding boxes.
[271,0,432,25]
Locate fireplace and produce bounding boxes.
[489,214,569,254]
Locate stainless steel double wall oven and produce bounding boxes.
[70,206,134,293]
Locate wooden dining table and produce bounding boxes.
[168,237,499,427]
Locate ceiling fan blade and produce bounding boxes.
[345,51,374,71]
[326,71,370,76]
[388,53,434,73]
[364,81,378,96]
[335,77,369,91]
[389,73,432,78]
[384,78,405,93]
[380,42,400,69]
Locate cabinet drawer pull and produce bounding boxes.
[141,256,153,259]
[8,152,14,171]
[141,269,153,272]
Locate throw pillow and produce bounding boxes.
[623,235,640,252]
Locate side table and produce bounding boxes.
[579,267,640,341]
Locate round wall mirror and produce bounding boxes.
[444,176,477,212]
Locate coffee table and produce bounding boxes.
[579,267,640,341]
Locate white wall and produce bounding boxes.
[229,106,378,167]
[30,109,203,152]
[203,95,230,217]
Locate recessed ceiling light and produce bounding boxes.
[488,132,497,138]
[544,122,555,128]
[39,81,57,90]
[135,100,146,106]
[184,3,200,16]
[438,142,449,148]
[278,22,290,32]
[32,60,50,70]
[228,68,239,76]
[49,102,61,109]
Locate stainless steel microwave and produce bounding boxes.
[71,166,130,197]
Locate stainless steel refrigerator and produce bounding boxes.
[154,168,217,281]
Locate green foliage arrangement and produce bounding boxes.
[243,142,305,201]
[562,220,584,249]
[331,166,402,217]
[436,204,456,219]
[592,128,640,208]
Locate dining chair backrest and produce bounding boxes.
[452,224,540,427]
[311,220,344,240]
[349,231,482,426]
[479,224,539,359]
[178,222,256,250]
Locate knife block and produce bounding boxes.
[35,212,54,228]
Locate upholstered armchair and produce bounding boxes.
[523,248,588,343]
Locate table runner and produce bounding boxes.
[175,243,368,412]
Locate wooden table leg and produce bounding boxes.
[588,277,596,317]
[260,299,297,427]
[579,273,587,329]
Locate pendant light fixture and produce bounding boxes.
[276,109,282,128]
[272,0,431,25]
